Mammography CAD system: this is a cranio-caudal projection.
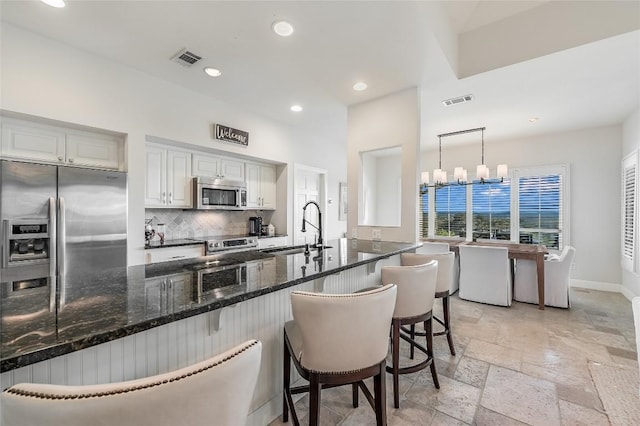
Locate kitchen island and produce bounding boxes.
[1,238,419,424]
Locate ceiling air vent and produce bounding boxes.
[442,94,473,107]
[171,48,203,67]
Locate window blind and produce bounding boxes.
[418,190,428,238]
[472,179,510,240]
[622,151,637,271]
[518,174,562,249]
[435,184,466,237]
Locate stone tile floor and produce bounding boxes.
[270,288,638,425]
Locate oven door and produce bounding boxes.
[196,264,247,302]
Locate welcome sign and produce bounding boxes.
[214,124,249,146]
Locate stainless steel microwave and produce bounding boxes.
[193,177,247,210]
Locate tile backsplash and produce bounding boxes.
[145,209,275,240]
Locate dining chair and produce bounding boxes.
[514,245,575,308]
[458,245,512,307]
[282,284,397,426]
[1,339,262,426]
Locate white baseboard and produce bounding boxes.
[571,279,639,301]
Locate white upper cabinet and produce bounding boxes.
[220,158,245,181]
[145,144,192,208]
[65,130,121,169]
[1,117,123,170]
[192,153,244,181]
[246,162,276,209]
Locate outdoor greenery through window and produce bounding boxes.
[435,185,466,237]
[472,180,510,240]
[518,174,563,250]
[418,164,568,250]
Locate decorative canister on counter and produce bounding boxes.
[268,223,275,236]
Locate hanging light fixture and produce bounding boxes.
[420,127,507,192]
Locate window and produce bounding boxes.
[435,184,466,237]
[472,179,510,240]
[418,189,428,238]
[511,165,569,251]
[622,150,638,272]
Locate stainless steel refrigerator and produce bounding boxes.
[1,160,127,286]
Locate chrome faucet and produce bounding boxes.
[301,200,324,249]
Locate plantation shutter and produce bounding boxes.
[518,174,563,249]
[472,179,511,240]
[435,184,466,237]
[622,151,638,271]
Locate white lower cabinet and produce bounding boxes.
[257,236,288,250]
[143,272,193,317]
[145,245,204,264]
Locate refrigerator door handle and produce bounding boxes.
[58,196,66,277]
[49,197,57,277]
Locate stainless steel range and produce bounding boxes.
[203,235,258,255]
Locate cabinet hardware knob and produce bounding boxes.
[68,158,74,163]
[58,156,64,161]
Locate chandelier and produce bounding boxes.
[420,127,507,192]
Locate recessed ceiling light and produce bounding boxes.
[529,117,540,123]
[272,21,294,37]
[204,67,222,77]
[41,0,65,7]
[353,82,368,91]
[290,105,303,112]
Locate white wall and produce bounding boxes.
[0,24,347,265]
[347,88,421,242]
[421,125,622,286]
[622,108,640,298]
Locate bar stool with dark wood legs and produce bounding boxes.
[401,252,456,356]
[381,260,440,409]
[282,284,397,426]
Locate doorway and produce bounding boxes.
[293,164,327,246]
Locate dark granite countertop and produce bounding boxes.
[1,239,419,372]
[145,238,205,249]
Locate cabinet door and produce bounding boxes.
[66,131,121,170]
[257,236,288,250]
[245,163,262,208]
[192,154,220,178]
[220,158,245,181]
[166,273,193,312]
[1,120,65,164]
[144,146,167,207]
[166,150,192,208]
[144,277,167,318]
[260,165,277,209]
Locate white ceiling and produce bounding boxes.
[1,1,638,150]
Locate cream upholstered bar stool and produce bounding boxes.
[1,339,262,426]
[401,252,456,356]
[282,284,397,426]
[381,260,439,409]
